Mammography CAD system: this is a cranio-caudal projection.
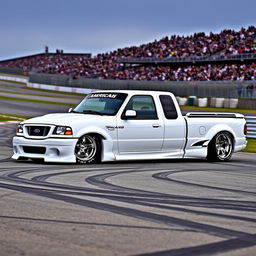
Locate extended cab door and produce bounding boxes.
[117,95,164,153]
[159,95,186,157]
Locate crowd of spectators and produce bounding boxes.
[110,25,256,59]
[100,63,256,81]
[0,26,255,81]
[40,54,120,77]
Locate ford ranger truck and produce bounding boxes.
[12,90,247,163]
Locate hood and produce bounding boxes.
[22,113,111,126]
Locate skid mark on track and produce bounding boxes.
[135,235,256,256]
[152,169,256,196]
[0,181,255,241]
[1,164,256,255]
[1,125,256,255]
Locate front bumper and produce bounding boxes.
[12,136,78,163]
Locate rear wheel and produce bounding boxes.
[207,132,233,162]
[75,135,101,164]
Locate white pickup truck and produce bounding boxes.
[12,90,247,163]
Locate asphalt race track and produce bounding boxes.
[0,78,256,255]
[0,79,82,116]
[0,124,255,256]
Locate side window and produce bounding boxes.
[124,95,158,119]
[159,95,178,119]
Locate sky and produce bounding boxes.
[0,0,255,60]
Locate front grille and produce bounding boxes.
[26,126,50,136]
[23,146,46,154]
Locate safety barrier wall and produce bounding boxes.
[245,117,256,139]
[0,73,28,83]
[29,73,256,99]
[177,96,256,110]
[0,67,25,75]
[27,82,95,94]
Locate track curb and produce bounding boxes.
[0,121,20,124]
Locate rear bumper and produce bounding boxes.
[234,137,247,152]
[12,136,78,163]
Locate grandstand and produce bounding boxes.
[0,26,255,81]
[0,49,91,74]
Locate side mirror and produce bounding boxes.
[123,110,136,119]
[68,108,73,113]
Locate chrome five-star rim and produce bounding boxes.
[75,135,97,161]
[215,133,232,160]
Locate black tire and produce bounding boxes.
[207,132,233,162]
[75,135,101,164]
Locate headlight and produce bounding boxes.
[53,126,73,135]
[16,124,23,134]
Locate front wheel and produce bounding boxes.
[207,132,233,162]
[75,135,101,164]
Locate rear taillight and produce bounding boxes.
[244,124,248,135]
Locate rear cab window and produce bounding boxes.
[159,95,178,119]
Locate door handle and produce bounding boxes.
[152,124,161,128]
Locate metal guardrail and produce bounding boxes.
[245,116,256,139]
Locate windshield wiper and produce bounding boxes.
[82,110,104,115]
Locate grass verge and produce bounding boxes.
[0,113,29,121]
[0,89,83,99]
[181,105,256,114]
[21,86,85,96]
[0,95,76,107]
[243,139,256,153]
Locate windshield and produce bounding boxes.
[73,93,127,115]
